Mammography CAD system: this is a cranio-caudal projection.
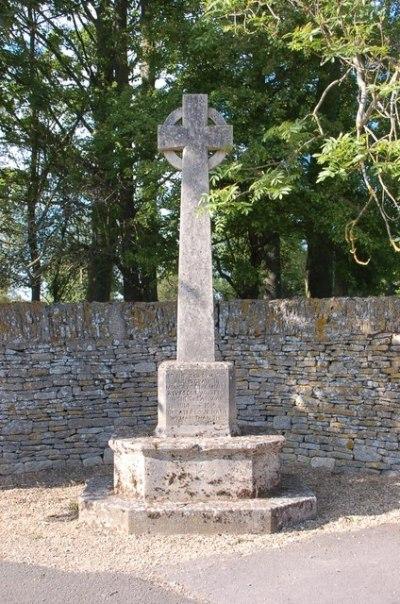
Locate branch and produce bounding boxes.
[312,67,351,135]
[20,20,88,95]
[353,55,369,137]
[214,253,236,289]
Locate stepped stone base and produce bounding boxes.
[79,434,316,534]
[79,476,316,534]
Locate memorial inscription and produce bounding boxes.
[157,361,236,437]
[166,371,227,423]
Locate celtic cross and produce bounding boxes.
[158,94,233,362]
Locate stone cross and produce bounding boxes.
[158,94,233,363]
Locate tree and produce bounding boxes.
[206,0,400,296]
[0,0,88,301]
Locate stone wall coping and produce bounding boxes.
[0,297,399,346]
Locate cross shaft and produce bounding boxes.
[158,94,232,363]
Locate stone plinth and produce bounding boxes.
[79,475,317,535]
[79,433,317,533]
[156,361,237,437]
[111,435,284,501]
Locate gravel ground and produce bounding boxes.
[0,467,399,584]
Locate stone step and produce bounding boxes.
[79,475,316,535]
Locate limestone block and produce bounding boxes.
[110,435,284,502]
[310,456,335,470]
[273,415,292,430]
[134,362,156,373]
[103,447,114,465]
[353,446,382,463]
[156,361,237,437]
[3,420,33,435]
[82,456,103,467]
[23,460,54,472]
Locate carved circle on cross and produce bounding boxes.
[160,106,229,171]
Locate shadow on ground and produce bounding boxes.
[284,466,400,531]
[0,560,192,604]
[0,464,112,490]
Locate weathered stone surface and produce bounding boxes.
[3,420,33,435]
[111,435,284,501]
[79,475,317,535]
[103,447,114,465]
[353,446,382,463]
[156,361,237,437]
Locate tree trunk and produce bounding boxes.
[117,0,158,302]
[86,0,117,302]
[332,248,349,296]
[120,265,157,302]
[261,233,282,299]
[247,230,282,299]
[27,4,41,302]
[87,218,114,302]
[305,61,341,299]
[306,235,334,298]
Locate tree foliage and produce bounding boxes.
[0,0,399,302]
[207,0,400,265]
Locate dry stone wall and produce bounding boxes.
[0,298,399,476]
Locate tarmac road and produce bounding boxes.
[0,561,193,604]
[163,523,400,604]
[1,523,399,604]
